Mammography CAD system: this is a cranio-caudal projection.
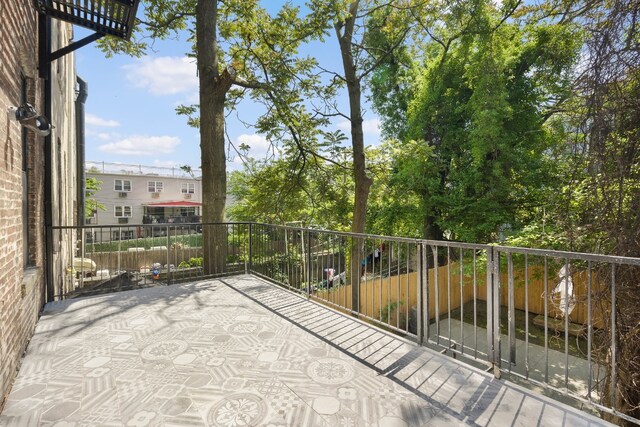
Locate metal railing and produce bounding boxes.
[488,245,640,425]
[49,222,640,424]
[246,224,640,424]
[51,222,250,299]
[249,223,424,340]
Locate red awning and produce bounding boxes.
[144,201,202,207]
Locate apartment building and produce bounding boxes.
[86,163,202,242]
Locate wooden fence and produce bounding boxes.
[313,263,609,329]
[87,247,204,271]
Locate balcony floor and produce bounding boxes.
[1,275,611,427]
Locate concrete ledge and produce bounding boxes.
[21,267,42,299]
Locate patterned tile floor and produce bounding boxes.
[0,275,611,427]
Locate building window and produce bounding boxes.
[114,179,131,192]
[114,206,132,217]
[148,181,163,192]
[181,183,195,194]
[112,230,134,240]
[179,207,196,216]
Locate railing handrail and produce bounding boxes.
[251,222,423,244]
[491,244,640,265]
[52,221,640,264]
[50,222,253,231]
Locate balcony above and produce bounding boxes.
[36,0,140,40]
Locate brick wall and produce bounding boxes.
[0,0,47,407]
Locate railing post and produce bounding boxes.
[610,264,617,408]
[424,241,430,345]
[305,228,312,298]
[166,225,170,285]
[247,223,253,274]
[117,226,122,276]
[507,252,516,368]
[486,248,492,367]
[486,246,501,378]
[353,236,362,316]
[45,225,55,301]
[417,241,427,346]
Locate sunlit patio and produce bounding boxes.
[0,275,611,426]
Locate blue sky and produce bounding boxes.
[75,4,382,173]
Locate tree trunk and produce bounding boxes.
[423,212,443,242]
[423,210,446,266]
[336,1,373,312]
[197,0,229,274]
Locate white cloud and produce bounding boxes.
[86,113,120,127]
[336,118,381,137]
[122,56,198,96]
[228,134,276,170]
[86,129,116,141]
[98,135,181,156]
[235,134,271,151]
[337,119,350,132]
[362,118,381,136]
[230,156,246,169]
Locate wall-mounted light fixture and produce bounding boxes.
[8,103,51,136]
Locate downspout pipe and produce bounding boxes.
[76,76,87,224]
[39,13,54,302]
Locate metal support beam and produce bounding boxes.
[49,32,105,63]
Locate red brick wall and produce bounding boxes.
[0,0,47,407]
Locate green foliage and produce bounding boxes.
[369,0,582,243]
[380,300,404,324]
[366,140,431,238]
[227,145,354,230]
[85,177,105,219]
[254,252,302,286]
[188,257,203,267]
[365,2,415,141]
[178,257,202,268]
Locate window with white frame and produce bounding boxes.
[181,183,195,194]
[114,206,132,217]
[114,179,131,192]
[148,181,164,192]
